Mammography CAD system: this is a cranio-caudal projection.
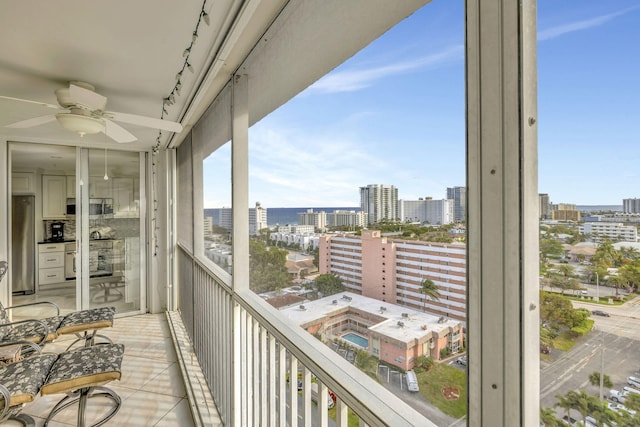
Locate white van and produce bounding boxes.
[311,382,335,409]
[406,370,419,392]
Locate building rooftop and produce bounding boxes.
[280,291,461,344]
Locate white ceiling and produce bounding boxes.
[1,0,428,174]
[0,0,282,152]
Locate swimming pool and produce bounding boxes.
[342,332,368,348]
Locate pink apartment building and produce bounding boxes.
[280,292,464,370]
[318,230,467,321]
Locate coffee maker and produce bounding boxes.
[50,222,65,241]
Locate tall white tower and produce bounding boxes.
[360,184,399,224]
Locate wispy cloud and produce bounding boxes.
[308,45,463,94]
[538,7,638,41]
[247,124,386,206]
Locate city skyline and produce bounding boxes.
[203,0,640,208]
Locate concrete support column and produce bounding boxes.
[466,0,539,425]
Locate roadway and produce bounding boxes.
[540,296,640,409]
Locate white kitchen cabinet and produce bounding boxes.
[38,242,66,286]
[42,175,67,218]
[66,176,76,198]
[89,176,112,198]
[112,177,138,217]
[11,172,35,193]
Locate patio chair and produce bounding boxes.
[0,261,115,350]
[0,341,124,427]
[0,340,59,426]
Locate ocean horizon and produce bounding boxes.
[576,205,623,212]
[204,207,360,227]
[204,205,625,227]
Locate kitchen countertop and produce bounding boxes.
[38,239,76,244]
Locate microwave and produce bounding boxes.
[66,198,113,216]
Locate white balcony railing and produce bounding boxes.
[176,245,432,426]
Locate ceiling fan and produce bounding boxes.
[0,81,183,143]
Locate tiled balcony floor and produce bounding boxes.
[1,313,196,426]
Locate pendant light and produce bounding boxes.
[103,148,109,181]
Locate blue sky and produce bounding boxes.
[204,0,640,208]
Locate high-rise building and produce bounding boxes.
[219,202,268,236]
[539,193,551,219]
[623,198,640,214]
[318,230,467,321]
[204,216,213,237]
[552,210,581,222]
[446,186,466,222]
[298,209,327,229]
[359,184,398,224]
[399,198,454,225]
[553,203,576,211]
[250,202,268,235]
[326,210,367,228]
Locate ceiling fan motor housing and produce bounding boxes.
[55,82,106,110]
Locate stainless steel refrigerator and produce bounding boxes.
[11,195,35,294]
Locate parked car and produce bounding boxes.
[628,376,640,389]
[456,356,467,366]
[592,310,610,317]
[607,401,637,416]
[624,386,640,395]
[610,389,630,403]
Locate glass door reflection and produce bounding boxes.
[86,148,143,313]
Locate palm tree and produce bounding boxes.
[588,371,613,389]
[558,263,575,277]
[607,274,627,296]
[420,278,441,311]
[555,393,574,423]
[570,390,592,424]
[540,407,560,427]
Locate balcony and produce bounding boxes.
[1,0,539,425]
[11,265,430,426]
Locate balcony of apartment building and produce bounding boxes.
[1,1,539,426]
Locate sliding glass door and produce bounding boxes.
[76,148,145,314]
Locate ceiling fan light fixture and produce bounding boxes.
[55,113,105,136]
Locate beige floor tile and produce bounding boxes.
[154,398,198,426]
[99,389,183,426]
[117,354,174,391]
[7,313,197,427]
[140,362,187,398]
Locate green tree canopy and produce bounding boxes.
[249,239,291,293]
[540,238,564,259]
[588,371,613,389]
[540,291,581,330]
[314,273,345,297]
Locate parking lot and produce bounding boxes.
[541,297,640,409]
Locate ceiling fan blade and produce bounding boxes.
[103,119,137,143]
[0,95,61,110]
[6,115,57,128]
[105,111,183,133]
[69,83,107,111]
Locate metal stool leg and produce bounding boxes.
[64,329,114,351]
[44,386,121,427]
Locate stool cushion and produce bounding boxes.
[41,344,124,396]
[0,353,58,407]
[56,306,115,335]
[4,317,64,343]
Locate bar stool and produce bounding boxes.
[40,343,124,427]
